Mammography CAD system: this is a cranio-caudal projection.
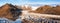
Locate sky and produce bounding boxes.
[0,0,60,22]
[0,0,60,6]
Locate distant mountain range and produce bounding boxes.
[0,3,60,21]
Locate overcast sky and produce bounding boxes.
[0,0,60,6]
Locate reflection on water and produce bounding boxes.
[0,18,21,23]
[15,19,22,23]
[0,17,60,23]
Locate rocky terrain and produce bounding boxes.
[35,5,60,15]
[0,3,60,23]
[0,3,22,21]
[21,11,60,23]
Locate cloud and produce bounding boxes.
[24,2,60,5]
[0,0,60,6]
[19,0,60,5]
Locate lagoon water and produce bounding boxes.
[0,18,22,23]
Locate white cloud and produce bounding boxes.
[18,0,60,5]
[25,2,60,5]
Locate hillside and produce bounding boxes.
[0,3,60,23]
[0,3,22,21]
[35,5,60,15]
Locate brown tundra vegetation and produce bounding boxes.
[35,5,60,15]
[0,3,60,23]
[0,3,22,21]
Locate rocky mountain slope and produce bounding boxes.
[0,3,60,23]
[0,3,22,21]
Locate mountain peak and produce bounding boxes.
[0,3,22,21]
